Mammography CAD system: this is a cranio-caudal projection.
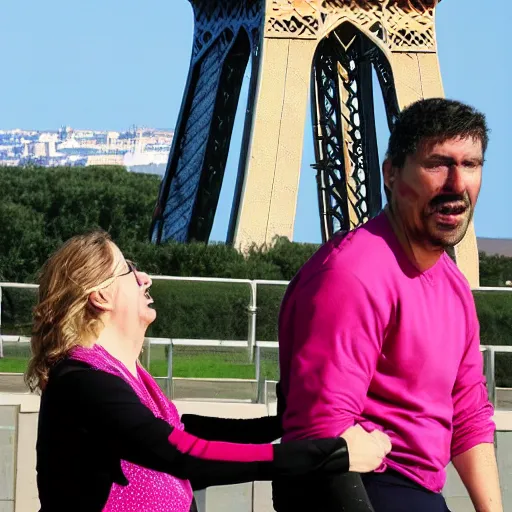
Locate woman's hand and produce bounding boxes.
[340,425,391,473]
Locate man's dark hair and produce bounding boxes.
[384,98,489,203]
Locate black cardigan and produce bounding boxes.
[36,359,349,512]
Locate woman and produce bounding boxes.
[27,231,390,512]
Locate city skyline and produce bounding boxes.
[0,125,173,173]
[1,125,174,133]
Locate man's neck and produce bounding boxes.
[384,206,444,272]
[95,325,144,377]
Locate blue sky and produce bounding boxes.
[1,0,510,243]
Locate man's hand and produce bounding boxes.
[340,425,391,473]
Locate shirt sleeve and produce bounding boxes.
[451,307,496,458]
[282,267,384,440]
[181,382,285,443]
[181,414,282,443]
[58,368,349,489]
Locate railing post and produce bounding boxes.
[0,286,3,359]
[484,347,496,408]
[247,281,257,363]
[167,340,173,399]
[146,338,152,371]
[255,344,264,403]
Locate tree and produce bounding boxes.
[479,252,512,287]
[0,165,160,281]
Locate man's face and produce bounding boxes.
[385,136,483,249]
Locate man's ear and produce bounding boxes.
[382,158,396,191]
[88,289,114,312]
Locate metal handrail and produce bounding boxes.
[1,280,512,405]
[0,276,258,362]
[149,275,257,362]
[2,334,510,408]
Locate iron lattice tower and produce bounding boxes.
[151,0,479,286]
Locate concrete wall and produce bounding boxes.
[0,405,16,512]
[0,396,276,512]
[0,394,511,512]
[444,411,512,511]
[0,394,40,512]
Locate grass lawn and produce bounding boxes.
[148,345,279,380]
[0,358,28,373]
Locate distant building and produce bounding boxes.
[58,126,74,141]
[38,133,59,143]
[0,125,173,173]
[86,154,124,166]
[0,159,20,167]
[56,137,80,151]
[106,131,120,151]
[28,142,47,158]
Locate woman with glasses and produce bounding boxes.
[28,231,390,512]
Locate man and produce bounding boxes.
[273,98,502,512]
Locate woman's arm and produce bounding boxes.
[60,369,348,490]
[181,414,282,443]
[181,382,285,443]
[167,426,349,490]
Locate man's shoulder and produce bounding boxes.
[308,214,393,266]
[316,215,398,283]
[286,215,397,306]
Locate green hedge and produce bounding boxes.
[0,166,320,284]
[1,165,512,386]
[3,282,512,386]
[146,281,250,340]
[474,291,512,387]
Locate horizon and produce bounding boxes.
[0,126,174,132]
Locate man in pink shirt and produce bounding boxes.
[273,99,502,512]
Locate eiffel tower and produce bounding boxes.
[150,0,479,286]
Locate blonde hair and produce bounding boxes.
[26,231,116,392]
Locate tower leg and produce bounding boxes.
[311,34,350,241]
[189,31,251,241]
[227,48,262,245]
[311,29,383,242]
[230,37,317,250]
[153,30,243,243]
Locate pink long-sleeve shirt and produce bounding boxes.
[278,212,495,493]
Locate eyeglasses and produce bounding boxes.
[85,259,142,294]
[116,260,142,287]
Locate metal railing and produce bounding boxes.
[0,283,38,358]
[2,332,510,408]
[0,276,290,363]
[1,280,512,407]
[146,276,260,362]
[482,345,512,407]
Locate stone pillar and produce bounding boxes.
[230,37,317,248]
